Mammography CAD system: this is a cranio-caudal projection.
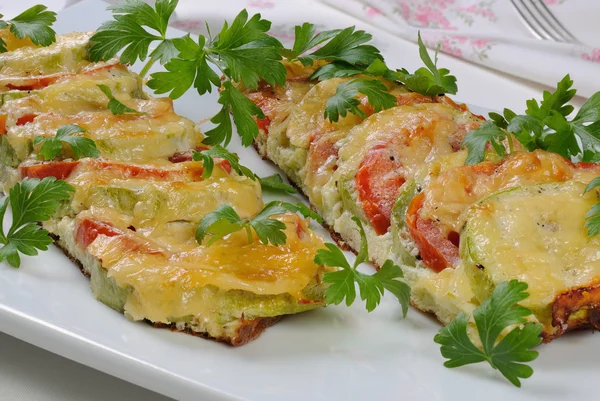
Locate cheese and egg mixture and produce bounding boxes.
[0,30,331,345]
[243,52,600,341]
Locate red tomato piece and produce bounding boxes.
[0,114,7,135]
[75,219,122,248]
[256,117,271,135]
[405,193,459,272]
[16,114,37,126]
[355,143,406,235]
[20,161,80,180]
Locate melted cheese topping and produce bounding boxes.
[420,150,600,235]
[463,181,600,321]
[2,65,143,122]
[0,32,92,80]
[335,103,477,183]
[285,77,408,150]
[7,102,203,162]
[67,169,263,226]
[85,213,325,322]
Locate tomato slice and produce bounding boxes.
[406,193,459,272]
[169,147,231,174]
[20,161,80,180]
[16,114,37,126]
[5,76,57,91]
[86,160,196,180]
[75,218,122,248]
[355,143,406,235]
[256,116,272,135]
[0,114,7,135]
[75,218,166,257]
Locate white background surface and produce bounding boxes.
[0,1,595,400]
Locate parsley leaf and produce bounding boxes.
[392,33,457,96]
[461,121,507,165]
[525,74,576,120]
[33,124,100,161]
[294,26,382,68]
[584,177,600,237]
[146,35,220,99]
[318,216,411,313]
[309,61,365,81]
[208,10,286,90]
[0,177,74,267]
[89,0,178,69]
[196,200,321,246]
[192,145,254,179]
[97,84,142,115]
[462,76,600,164]
[257,174,297,194]
[203,81,264,147]
[192,146,299,194]
[147,10,285,100]
[324,78,397,123]
[0,5,57,52]
[281,23,339,60]
[277,202,323,223]
[434,280,542,387]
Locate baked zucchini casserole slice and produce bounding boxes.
[0,30,331,345]
[242,55,600,342]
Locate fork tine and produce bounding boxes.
[520,0,565,41]
[532,0,581,44]
[511,0,552,40]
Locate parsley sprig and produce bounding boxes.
[462,75,600,165]
[146,10,286,147]
[0,177,74,267]
[34,124,100,161]
[434,280,542,387]
[391,33,458,96]
[89,0,179,77]
[318,217,411,314]
[283,24,382,72]
[324,78,397,123]
[195,200,322,246]
[584,177,600,237]
[0,5,57,53]
[314,32,457,122]
[257,174,297,194]
[97,84,143,115]
[192,146,296,193]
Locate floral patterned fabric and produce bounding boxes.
[319,0,599,98]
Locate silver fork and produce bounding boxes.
[511,0,581,44]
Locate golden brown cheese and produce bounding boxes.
[1,64,143,124]
[66,167,263,227]
[0,32,97,91]
[6,101,203,163]
[461,181,600,340]
[83,210,326,322]
[419,150,600,236]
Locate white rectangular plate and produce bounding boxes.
[0,1,596,400]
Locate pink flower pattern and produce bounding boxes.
[581,49,600,63]
[395,1,458,29]
[455,1,497,25]
[365,6,382,17]
[247,1,275,8]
